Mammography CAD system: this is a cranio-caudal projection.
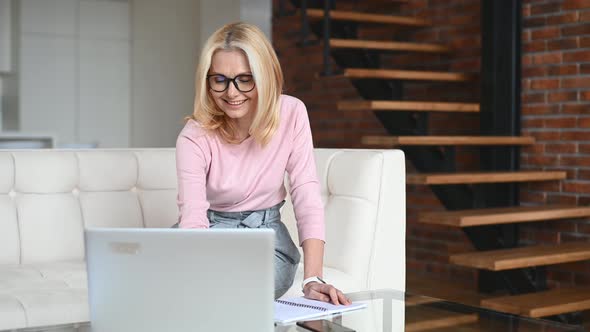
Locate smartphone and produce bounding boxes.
[296,319,355,332]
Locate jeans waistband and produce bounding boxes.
[207,200,285,228]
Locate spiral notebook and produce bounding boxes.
[274,297,367,324]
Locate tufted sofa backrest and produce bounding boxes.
[0,148,405,291]
[0,150,177,265]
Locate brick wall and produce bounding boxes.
[273,0,590,290]
[521,0,590,288]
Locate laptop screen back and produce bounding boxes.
[85,228,274,332]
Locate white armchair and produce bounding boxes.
[0,148,405,330]
[281,149,406,297]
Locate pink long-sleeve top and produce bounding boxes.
[176,94,325,244]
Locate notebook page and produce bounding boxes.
[274,297,367,324]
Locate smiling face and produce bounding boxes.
[208,49,258,133]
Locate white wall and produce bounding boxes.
[131,0,201,148]
[0,0,12,130]
[131,0,272,148]
[9,0,272,148]
[0,0,11,73]
[241,0,272,41]
[18,0,130,147]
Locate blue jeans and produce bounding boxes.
[174,201,301,298]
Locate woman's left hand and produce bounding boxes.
[303,282,352,305]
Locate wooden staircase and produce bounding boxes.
[406,306,478,332]
[280,0,590,326]
[330,39,451,53]
[407,171,566,185]
[362,135,535,146]
[419,205,590,227]
[306,8,431,27]
[342,68,475,82]
[338,100,480,112]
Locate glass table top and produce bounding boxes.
[3,289,585,332]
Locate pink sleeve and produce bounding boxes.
[286,100,326,245]
[176,132,210,229]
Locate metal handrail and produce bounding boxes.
[300,0,311,45]
[321,0,333,76]
[295,0,334,75]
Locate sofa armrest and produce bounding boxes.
[366,149,406,291]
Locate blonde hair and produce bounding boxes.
[189,22,284,146]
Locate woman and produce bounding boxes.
[176,22,349,305]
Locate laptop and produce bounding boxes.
[85,228,275,332]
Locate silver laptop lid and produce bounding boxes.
[85,228,275,332]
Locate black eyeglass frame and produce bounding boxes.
[206,74,256,93]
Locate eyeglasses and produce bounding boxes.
[206,74,256,93]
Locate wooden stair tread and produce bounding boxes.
[307,9,430,27]
[481,287,590,318]
[406,306,478,332]
[450,242,590,271]
[407,273,487,307]
[330,38,450,53]
[338,100,480,112]
[407,171,567,185]
[419,205,590,227]
[362,136,535,146]
[406,295,441,306]
[343,68,474,82]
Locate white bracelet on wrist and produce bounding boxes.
[301,276,326,291]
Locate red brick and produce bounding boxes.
[561,131,590,141]
[520,190,547,204]
[523,79,532,90]
[548,194,578,205]
[548,91,578,103]
[523,66,548,77]
[546,143,578,153]
[523,55,533,66]
[527,181,562,192]
[581,91,590,101]
[523,92,546,103]
[581,11,590,22]
[449,36,480,49]
[547,12,580,25]
[562,77,590,89]
[579,117,590,127]
[564,50,590,62]
[562,0,590,10]
[581,64,590,74]
[533,52,562,65]
[582,37,590,48]
[531,2,562,15]
[576,169,590,181]
[531,130,562,141]
[562,24,590,36]
[547,37,580,51]
[563,181,590,193]
[544,117,578,128]
[525,16,547,28]
[562,104,589,114]
[522,104,560,114]
[532,27,561,40]
[531,78,560,89]
[548,64,579,76]
[524,154,559,166]
[523,30,531,42]
[523,118,545,127]
[524,40,547,52]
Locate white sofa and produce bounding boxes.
[0,148,405,330]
